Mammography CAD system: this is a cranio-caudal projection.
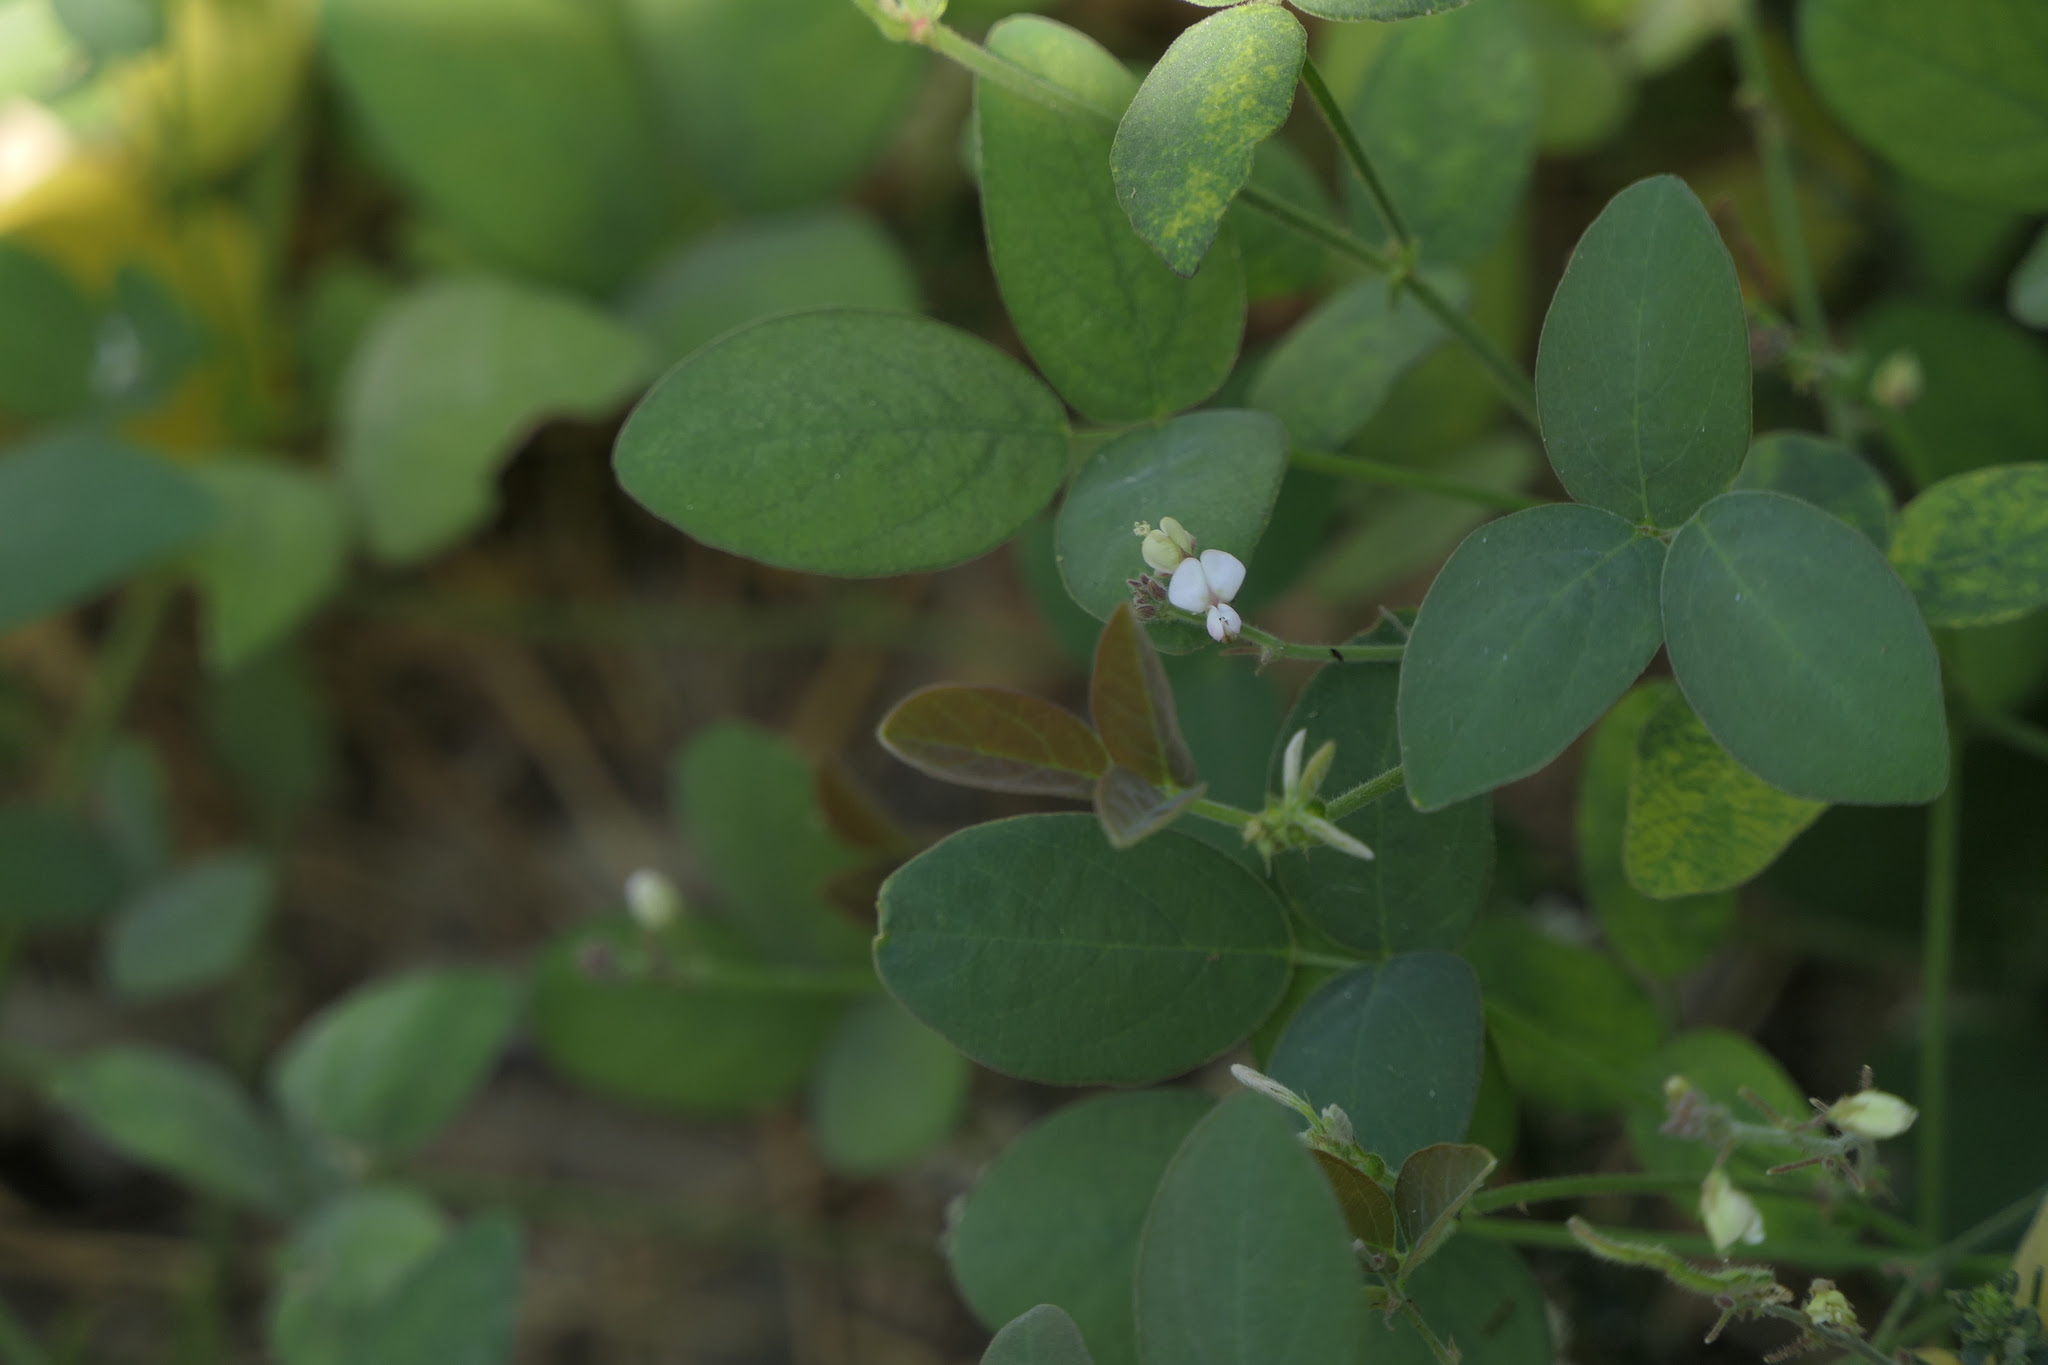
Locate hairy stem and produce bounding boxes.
[1918,752,1961,1238]
[1323,766,1405,822]
[1187,797,1254,830]
[1236,622,1403,665]
[1479,1215,2007,1275]
[1298,57,1410,248]
[1290,448,1547,513]
[1755,1304,1899,1365]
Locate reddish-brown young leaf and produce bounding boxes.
[877,685,1108,798]
[1313,1151,1401,1250]
[1090,603,1199,790]
[1093,765,1206,848]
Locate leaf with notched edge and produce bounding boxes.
[878,686,1107,798]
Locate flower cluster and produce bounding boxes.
[1130,517,1246,643]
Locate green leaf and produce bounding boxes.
[1577,685,1734,979]
[1268,954,1484,1169]
[531,914,840,1116]
[675,721,869,964]
[1798,0,2048,211]
[0,433,212,633]
[1855,301,2048,486]
[616,309,1068,576]
[0,806,124,930]
[809,996,968,1177]
[1091,605,1200,790]
[1110,4,1305,277]
[950,1091,1212,1365]
[1295,0,1470,20]
[48,1046,298,1213]
[51,0,162,58]
[1625,688,1825,898]
[878,686,1107,798]
[352,1213,521,1365]
[93,739,171,883]
[103,852,274,1001]
[1662,490,1949,805]
[1463,916,1662,1112]
[1248,274,1461,448]
[1092,766,1207,850]
[0,241,96,420]
[341,276,651,564]
[1397,503,1666,810]
[269,1188,449,1365]
[621,209,918,366]
[978,15,1245,423]
[1272,650,1492,956]
[1055,410,1290,652]
[321,0,668,290]
[1134,1093,1367,1365]
[1890,463,2048,628]
[985,1306,1097,1365]
[2012,226,2048,328]
[189,459,350,671]
[1733,431,1895,549]
[1313,1151,1399,1249]
[1229,139,1333,301]
[204,648,333,837]
[273,968,521,1155]
[1393,1142,1497,1272]
[1535,175,1751,526]
[875,814,1292,1086]
[1376,1237,1552,1365]
[1166,650,1284,810]
[1330,0,1539,266]
[625,0,925,212]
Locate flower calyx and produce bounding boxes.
[1242,729,1375,868]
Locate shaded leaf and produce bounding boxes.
[1855,301,2048,485]
[809,996,968,1177]
[0,806,125,930]
[978,15,1245,423]
[950,1091,1212,1365]
[1889,463,2048,627]
[1535,175,1750,527]
[1268,954,1484,1169]
[1733,431,1894,549]
[1092,766,1207,849]
[616,309,1068,577]
[879,686,1107,798]
[985,1306,1097,1365]
[1397,503,1666,810]
[875,815,1291,1086]
[104,851,274,1000]
[1393,1142,1497,1271]
[1111,4,1305,276]
[1662,491,1949,804]
[1313,1152,1399,1249]
[269,1187,449,1365]
[0,240,96,420]
[1378,1237,1553,1365]
[1134,1093,1367,1365]
[353,1213,521,1365]
[190,458,350,671]
[1249,273,1460,448]
[1091,605,1199,790]
[1229,139,1333,300]
[2012,226,2048,328]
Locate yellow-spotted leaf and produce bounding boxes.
[1889,463,2048,628]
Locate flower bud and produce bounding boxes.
[1803,1279,1857,1330]
[1299,739,1337,799]
[1159,516,1197,557]
[1869,350,1923,409]
[1281,729,1308,796]
[624,868,682,933]
[1827,1089,1917,1140]
[1700,1169,1765,1251]
[1140,528,1186,574]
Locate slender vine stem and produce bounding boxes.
[1290,448,1548,513]
[1323,766,1404,822]
[44,576,173,806]
[1469,1216,2006,1276]
[1291,948,1370,971]
[1236,622,1403,665]
[1974,709,2048,764]
[1918,749,1962,1239]
[1393,1292,1460,1365]
[1298,57,1410,248]
[1755,1303,1900,1365]
[1187,797,1253,830]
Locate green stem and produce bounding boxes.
[1236,622,1402,665]
[1290,448,1547,513]
[1393,1294,1458,1365]
[1471,1174,1924,1249]
[44,576,173,806]
[1918,751,1961,1239]
[1756,1304,1900,1365]
[1187,797,1254,830]
[1298,57,1410,248]
[1728,2,1850,439]
[664,958,880,997]
[924,22,1120,123]
[1292,948,1371,971]
[1974,709,2048,764]
[1470,1216,2004,1275]
[1323,766,1404,822]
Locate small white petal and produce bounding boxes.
[1207,602,1241,642]
[1199,549,1246,603]
[1169,557,1214,612]
[1304,815,1375,861]
[1282,729,1307,797]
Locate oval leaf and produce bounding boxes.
[809,995,968,1177]
[1248,274,1461,449]
[1535,175,1751,527]
[1268,953,1485,1169]
[1624,688,1825,898]
[615,309,1068,576]
[1799,0,2048,211]
[985,1306,1098,1365]
[1313,1151,1400,1249]
[879,685,1107,798]
[1272,651,1493,956]
[875,814,1292,1086]
[979,15,1245,423]
[1733,431,1894,549]
[0,433,213,633]
[1092,605,1200,790]
[1056,410,1290,653]
[190,459,350,671]
[1393,1141,1497,1270]
[1111,4,1305,276]
[1889,463,2048,628]
[1662,490,1949,804]
[353,1213,522,1365]
[1397,503,1667,810]
[273,968,521,1155]
[1134,1093,1368,1365]
[269,1188,449,1365]
[950,1091,1213,1365]
[104,851,275,1001]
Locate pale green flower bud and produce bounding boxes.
[1700,1169,1765,1251]
[1870,350,1924,409]
[1827,1089,1917,1140]
[1140,527,1186,574]
[624,868,683,933]
[1803,1278,1857,1330]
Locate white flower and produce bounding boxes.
[1700,1169,1765,1251]
[1167,548,1247,642]
[1827,1090,1917,1140]
[624,868,682,932]
[1135,516,1198,574]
